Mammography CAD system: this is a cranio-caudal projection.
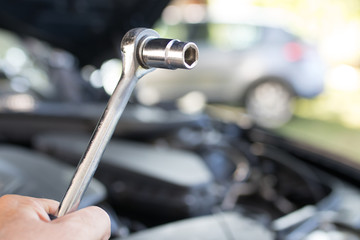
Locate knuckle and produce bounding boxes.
[0,194,20,204]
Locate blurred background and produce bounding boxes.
[1,0,360,164]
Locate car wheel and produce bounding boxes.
[245,80,294,128]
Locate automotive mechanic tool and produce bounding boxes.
[55,28,199,217]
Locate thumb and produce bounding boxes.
[52,206,111,240]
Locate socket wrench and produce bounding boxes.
[54,28,198,217]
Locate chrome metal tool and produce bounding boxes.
[55,28,199,217]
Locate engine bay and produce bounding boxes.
[1,105,360,239]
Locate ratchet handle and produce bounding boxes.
[55,28,199,217]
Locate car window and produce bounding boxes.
[155,22,209,45]
[261,27,297,44]
[156,22,262,51]
[207,24,262,50]
[156,23,189,41]
[0,30,53,99]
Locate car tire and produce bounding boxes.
[244,80,294,128]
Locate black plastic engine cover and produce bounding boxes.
[120,211,273,240]
[0,145,106,208]
[34,133,216,218]
[0,103,201,142]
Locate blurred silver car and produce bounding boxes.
[136,20,325,128]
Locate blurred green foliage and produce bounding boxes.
[277,117,360,163]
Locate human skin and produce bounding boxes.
[0,194,111,240]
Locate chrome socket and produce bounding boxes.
[139,38,198,70]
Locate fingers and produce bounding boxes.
[36,198,59,214]
[0,194,59,222]
[54,206,111,240]
[0,195,110,240]
[0,195,111,239]
[34,198,59,221]
[0,195,59,211]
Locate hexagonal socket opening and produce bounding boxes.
[184,44,198,69]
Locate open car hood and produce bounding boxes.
[0,0,169,66]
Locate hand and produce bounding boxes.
[0,194,111,240]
